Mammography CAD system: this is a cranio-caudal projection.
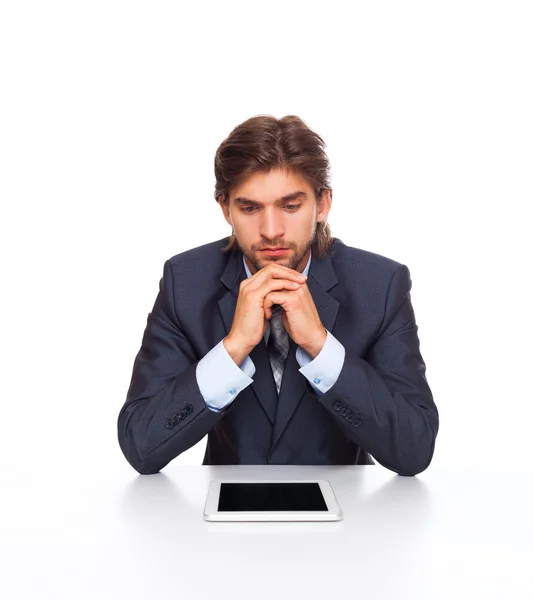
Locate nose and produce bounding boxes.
[259,207,284,241]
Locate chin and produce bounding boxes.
[259,254,290,264]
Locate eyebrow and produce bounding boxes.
[233,191,308,206]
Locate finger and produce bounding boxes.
[262,263,307,280]
[245,264,307,291]
[249,265,306,288]
[263,289,298,312]
[255,278,302,304]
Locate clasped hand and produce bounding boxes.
[228,263,327,359]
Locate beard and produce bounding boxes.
[237,223,317,273]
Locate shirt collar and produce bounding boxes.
[243,251,312,279]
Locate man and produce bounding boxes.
[118,115,438,476]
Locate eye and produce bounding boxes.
[240,204,301,214]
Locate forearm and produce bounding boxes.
[118,358,226,475]
[223,334,255,367]
[317,347,438,476]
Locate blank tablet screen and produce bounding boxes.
[218,483,328,512]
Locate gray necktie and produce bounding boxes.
[267,305,290,395]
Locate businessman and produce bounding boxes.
[118,115,438,476]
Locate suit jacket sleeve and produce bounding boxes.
[316,264,439,476]
[117,260,230,475]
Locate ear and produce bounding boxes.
[316,189,332,223]
[218,195,232,227]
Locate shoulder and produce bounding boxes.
[167,237,229,266]
[164,237,233,280]
[325,239,412,315]
[327,238,405,280]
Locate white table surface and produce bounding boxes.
[1,463,532,599]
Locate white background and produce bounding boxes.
[1,1,531,471]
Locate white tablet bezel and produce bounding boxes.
[203,479,343,522]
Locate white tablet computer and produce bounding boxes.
[203,480,343,522]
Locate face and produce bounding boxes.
[218,169,331,274]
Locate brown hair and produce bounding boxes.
[214,115,334,258]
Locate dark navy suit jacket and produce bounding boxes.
[118,237,438,476]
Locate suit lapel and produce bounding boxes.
[217,245,340,439]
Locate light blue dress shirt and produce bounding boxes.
[197,251,346,412]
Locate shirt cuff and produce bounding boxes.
[296,329,345,395]
[196,339,256,412]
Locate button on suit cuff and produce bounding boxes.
[197,339,255,412]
